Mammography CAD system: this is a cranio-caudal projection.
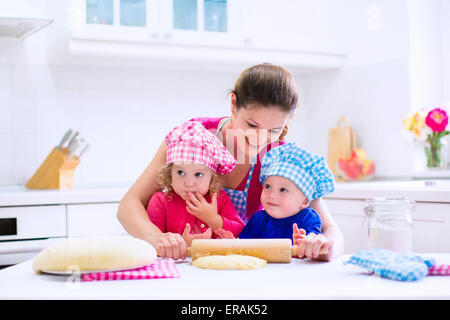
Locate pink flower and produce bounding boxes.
[425,108,449,132]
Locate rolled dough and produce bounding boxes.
[33,235,157,273]
[192,254,267,270]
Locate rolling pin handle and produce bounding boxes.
[186,247,191,257]
[291,246,298,257]
[291,245,329,257]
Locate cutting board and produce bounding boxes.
[328,116,355,179]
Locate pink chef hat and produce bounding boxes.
[165,121,236,175]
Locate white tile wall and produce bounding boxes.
[1,0,448,186]
[0,58,239,186]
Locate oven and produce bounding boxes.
[0,204,66,266]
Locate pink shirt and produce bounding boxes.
[147,190,245,237]
[190,116,285,220]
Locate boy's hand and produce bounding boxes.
[292,223,306,245]
[181,223,212,247]
[214,228,236,239]
[186,192,223,230]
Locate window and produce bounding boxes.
[173,0,197,30]
[204,0,227,32]
[120,0,146,27]
[86,0,114,25]
[173,0,227,32]
[86,0,147,27]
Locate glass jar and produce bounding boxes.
[364,197,414,252]
[425,136,448,169]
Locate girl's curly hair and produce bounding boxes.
[157,163,221,197]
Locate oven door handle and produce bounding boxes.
[0,238,63,255]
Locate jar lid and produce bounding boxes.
[364,197,415,215]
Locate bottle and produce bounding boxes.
[364,197,414,252]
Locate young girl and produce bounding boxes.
[216,142,335,255]
[146,121,245,247]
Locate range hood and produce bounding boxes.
[0,0,53,39]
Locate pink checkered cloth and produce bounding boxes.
[428,264,450,276]
[165,120,236,175]
[81,259,180,282]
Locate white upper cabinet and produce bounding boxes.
[235,0,332,52]
[47,0,345,72]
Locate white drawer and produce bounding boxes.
[0,205,66,241]
[67,203,127,237]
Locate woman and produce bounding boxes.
[117,63,344,261]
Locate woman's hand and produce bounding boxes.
[214,228,236,239]
[181,223,212,246]
[186,192,223,230]
[154,232,187,260]
[295,231,333,261]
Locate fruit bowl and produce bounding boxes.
[336,149,375,181]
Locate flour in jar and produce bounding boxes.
[369,226,413,252]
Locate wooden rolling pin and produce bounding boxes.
[187,239,328,263]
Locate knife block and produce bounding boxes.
[26,147,80,190]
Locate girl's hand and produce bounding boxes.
[292,223,306,246]
[296,232,333,261]
[181,223,212,246]
[154,232,187,260]
[186,192,222,229]
[214,228,236,239]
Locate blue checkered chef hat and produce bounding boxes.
[260,143,335,201]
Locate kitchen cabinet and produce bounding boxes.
[236,0,332,52]
[0,185,129,266]
[67,202,127,237]
[76,0,234,46]
[47,0,345,72]
[324,198,450,254]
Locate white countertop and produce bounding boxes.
[1,254,450,300]
[327,179,450,203]
[0,184,130,206]
[1,179,449,207]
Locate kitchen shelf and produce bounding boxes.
[48,37,346,73]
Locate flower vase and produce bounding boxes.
[424,135,448,169]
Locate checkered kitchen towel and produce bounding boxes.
[81,259,180,282]
[428,263,450,276]
[345,248,435,281]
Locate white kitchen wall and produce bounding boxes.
[1,0,449,186]
[290,0,450,177]
[0,29,240,186]
[290,0,411,177]
[442,0,450,104]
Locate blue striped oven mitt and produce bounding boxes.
[345,248,435,281]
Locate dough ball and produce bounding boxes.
[192,254,267,270]
[33,235,156,274]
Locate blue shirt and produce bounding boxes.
[238,208,322,243]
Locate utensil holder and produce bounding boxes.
[26,147,80,190]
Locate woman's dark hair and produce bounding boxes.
[230,63,299,141]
